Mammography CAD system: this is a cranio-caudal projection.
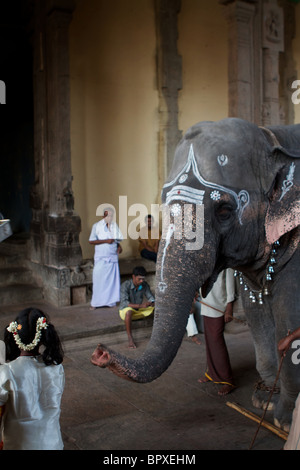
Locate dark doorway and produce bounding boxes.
[0,1,34,233]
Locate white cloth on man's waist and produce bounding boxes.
[200,269,235,318]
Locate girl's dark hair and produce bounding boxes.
[4,308,64,365]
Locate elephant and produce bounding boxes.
[91,118,300,430]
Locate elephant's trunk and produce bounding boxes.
[91,237,211,382]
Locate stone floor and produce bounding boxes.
[0,300,286,457]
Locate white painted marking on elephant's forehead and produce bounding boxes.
[170,204,181,217]
[217,154,228,166]
[179,174,188,183]
[158,223,175,293]
[163,144,250,225]
[165,185,205,206]
[210,190,221,201]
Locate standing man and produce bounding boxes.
[198,268,236,396]
[89,208,123,309]
[119,266,155,348]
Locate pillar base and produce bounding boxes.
[44,214,82,267]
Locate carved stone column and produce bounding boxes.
[221,0,257,122]
[261,0,284,125]
[220,0,290,126]
[155,0,182,183]
[44,3,82,268]
[278,0,297,125]
[30,0,83,306]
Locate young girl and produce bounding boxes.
[0,307,65,450]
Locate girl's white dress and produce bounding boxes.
[0,356,65,450]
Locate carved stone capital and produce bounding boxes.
[222,0,256,121]
[262,2,284,52]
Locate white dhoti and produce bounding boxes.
[91,257,120,307]
[186,314,199,337]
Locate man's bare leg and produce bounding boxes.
[125,310,136,348]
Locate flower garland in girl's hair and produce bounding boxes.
[7,317,48,351]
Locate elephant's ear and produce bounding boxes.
[261,127,300,244]
[260,126,300,159]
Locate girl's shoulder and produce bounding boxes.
[0,360,15,381]
[0,340,5,364]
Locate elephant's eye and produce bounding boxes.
[215,203,234,222]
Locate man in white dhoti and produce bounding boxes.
[89,208,123,309]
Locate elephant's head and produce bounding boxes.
[91,118,300,382]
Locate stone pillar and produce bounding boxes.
[155,0,182,183]
[221,0,257,122]
[279,0,297,125]
[261,0,284,125]
[30,0,83,306]
[44,2,82,268]
[31,0,47,266]
[221,0,289,126]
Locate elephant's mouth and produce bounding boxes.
[201,274,217,298]
[201,264,224,297]
[201,278,210,298]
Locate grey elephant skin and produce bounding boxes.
[91,118,300,430]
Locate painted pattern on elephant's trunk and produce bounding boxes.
[91,118,300,430]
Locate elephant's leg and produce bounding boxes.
[241,290,279,410]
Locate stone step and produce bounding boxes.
[0,236,29,267]
[0,284,43,306]
[0,253,21,267]
[0,266,33,287]
[0,234,43,306]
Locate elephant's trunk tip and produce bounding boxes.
[91,344,111,368]
[90,343,137,382]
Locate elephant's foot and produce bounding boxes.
[273,398,294,432]
[252,380,280,411]
[274,418,290,433]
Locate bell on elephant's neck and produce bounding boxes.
[263,287,269,295]
[234,239,279,305]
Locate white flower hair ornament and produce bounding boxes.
[7,317,48,351]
